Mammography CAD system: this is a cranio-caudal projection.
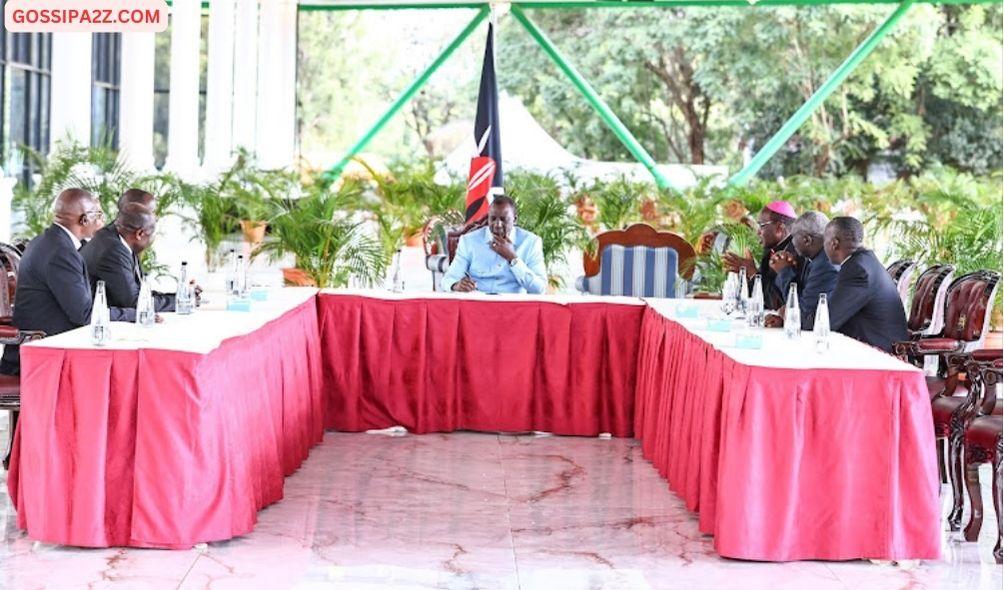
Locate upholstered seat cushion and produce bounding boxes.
[0,373,20,404]
[577,245,680,298]
[964,415,1003,451]
[926,376,967,400]
[932,395,968,436]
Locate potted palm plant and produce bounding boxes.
[506,170,587,290]
[255,178,387,288]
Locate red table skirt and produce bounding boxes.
[7,298,324,548]
[634,307,941,561]
[318,294,645,436]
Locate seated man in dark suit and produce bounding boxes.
[823,216,908,352]
[0,189,133,375]
[81,202,175,312]
[765,211,839,330]
[723,201,803,310]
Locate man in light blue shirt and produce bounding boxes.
[442,195,548,294]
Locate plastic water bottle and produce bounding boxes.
[747,275,764,328]
[135,280,156,328]
[784,282,801,339]
[236,254,248,297]
[814,293,831,353]
[737,267,749,317]
[90,280,111,346]
[390,248,404,293]
[224,249,237,295]
[176,261,193,315]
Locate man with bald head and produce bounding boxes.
[765,211,839,330]
[0,189,118,374]
[118,187,157,211]
[823,216,907,352]
[82,200,176,312]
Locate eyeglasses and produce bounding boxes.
[757,220,775,228]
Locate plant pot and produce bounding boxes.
[240,220,268,246]
[404,231,424,248]
[282,267,317,287]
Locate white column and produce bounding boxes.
[203,0,237,173]
[0,176,15,243]
[232,0,260,153]
[164,0,202,179]
[118,33,156,172]
[255,0,297,169]
[49,33,93,148]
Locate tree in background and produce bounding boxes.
[297,5,1001,179]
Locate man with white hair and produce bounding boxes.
[765,210,839,330]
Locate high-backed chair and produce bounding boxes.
[905,264,955,339]
[0,241,21,325]
[576,224,696,298]
[887,259,917,312]
[896,270,1000,376]
[423,216,487,292]
[961,353,1003,563]
[0,244,45,469]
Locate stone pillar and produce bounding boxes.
[232,0,260,154]
[118,33,157,171]
[203,0,237,173]
[255,0,297,169]
[49,33,93,148]
[164,0,202,178]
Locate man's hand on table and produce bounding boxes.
[764,313,783,329]
[452,276,478,292]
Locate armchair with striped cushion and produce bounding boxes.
[575,224,696,299]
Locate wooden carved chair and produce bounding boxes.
[895,271,1001,487]
[422,216,487,291]
[886,259,918,313]
[960,352,1003,563]
[905,264,956,341]
[0,243,45,469]
[576,224,696,298]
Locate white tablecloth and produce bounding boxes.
[25,287,319,354]
[644,298,918,372]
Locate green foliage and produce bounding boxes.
[589,176,651,231]
[353,158,466,262]
[507,170,589,287]
[255,178,387,288]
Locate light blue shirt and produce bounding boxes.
[441,226,548,294]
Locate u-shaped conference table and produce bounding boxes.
[7,288,940,561]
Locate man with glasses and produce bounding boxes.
[723,201,801,310]
[0,189,134,375]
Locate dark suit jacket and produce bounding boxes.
[775,248,839,330]
[80,225,175,312]
[828,248,908,352]
[756,234,804,310]
[0,225,134,373]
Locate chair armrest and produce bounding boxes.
[425,254,448,274]
[893,337,963,359]
[0,326,45,346]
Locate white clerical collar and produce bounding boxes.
[54,222,81,250]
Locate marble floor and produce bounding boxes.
[0,431,1000,590]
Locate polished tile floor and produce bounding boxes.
[0,431,1000,590]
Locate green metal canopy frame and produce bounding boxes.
[309,0,995,187]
